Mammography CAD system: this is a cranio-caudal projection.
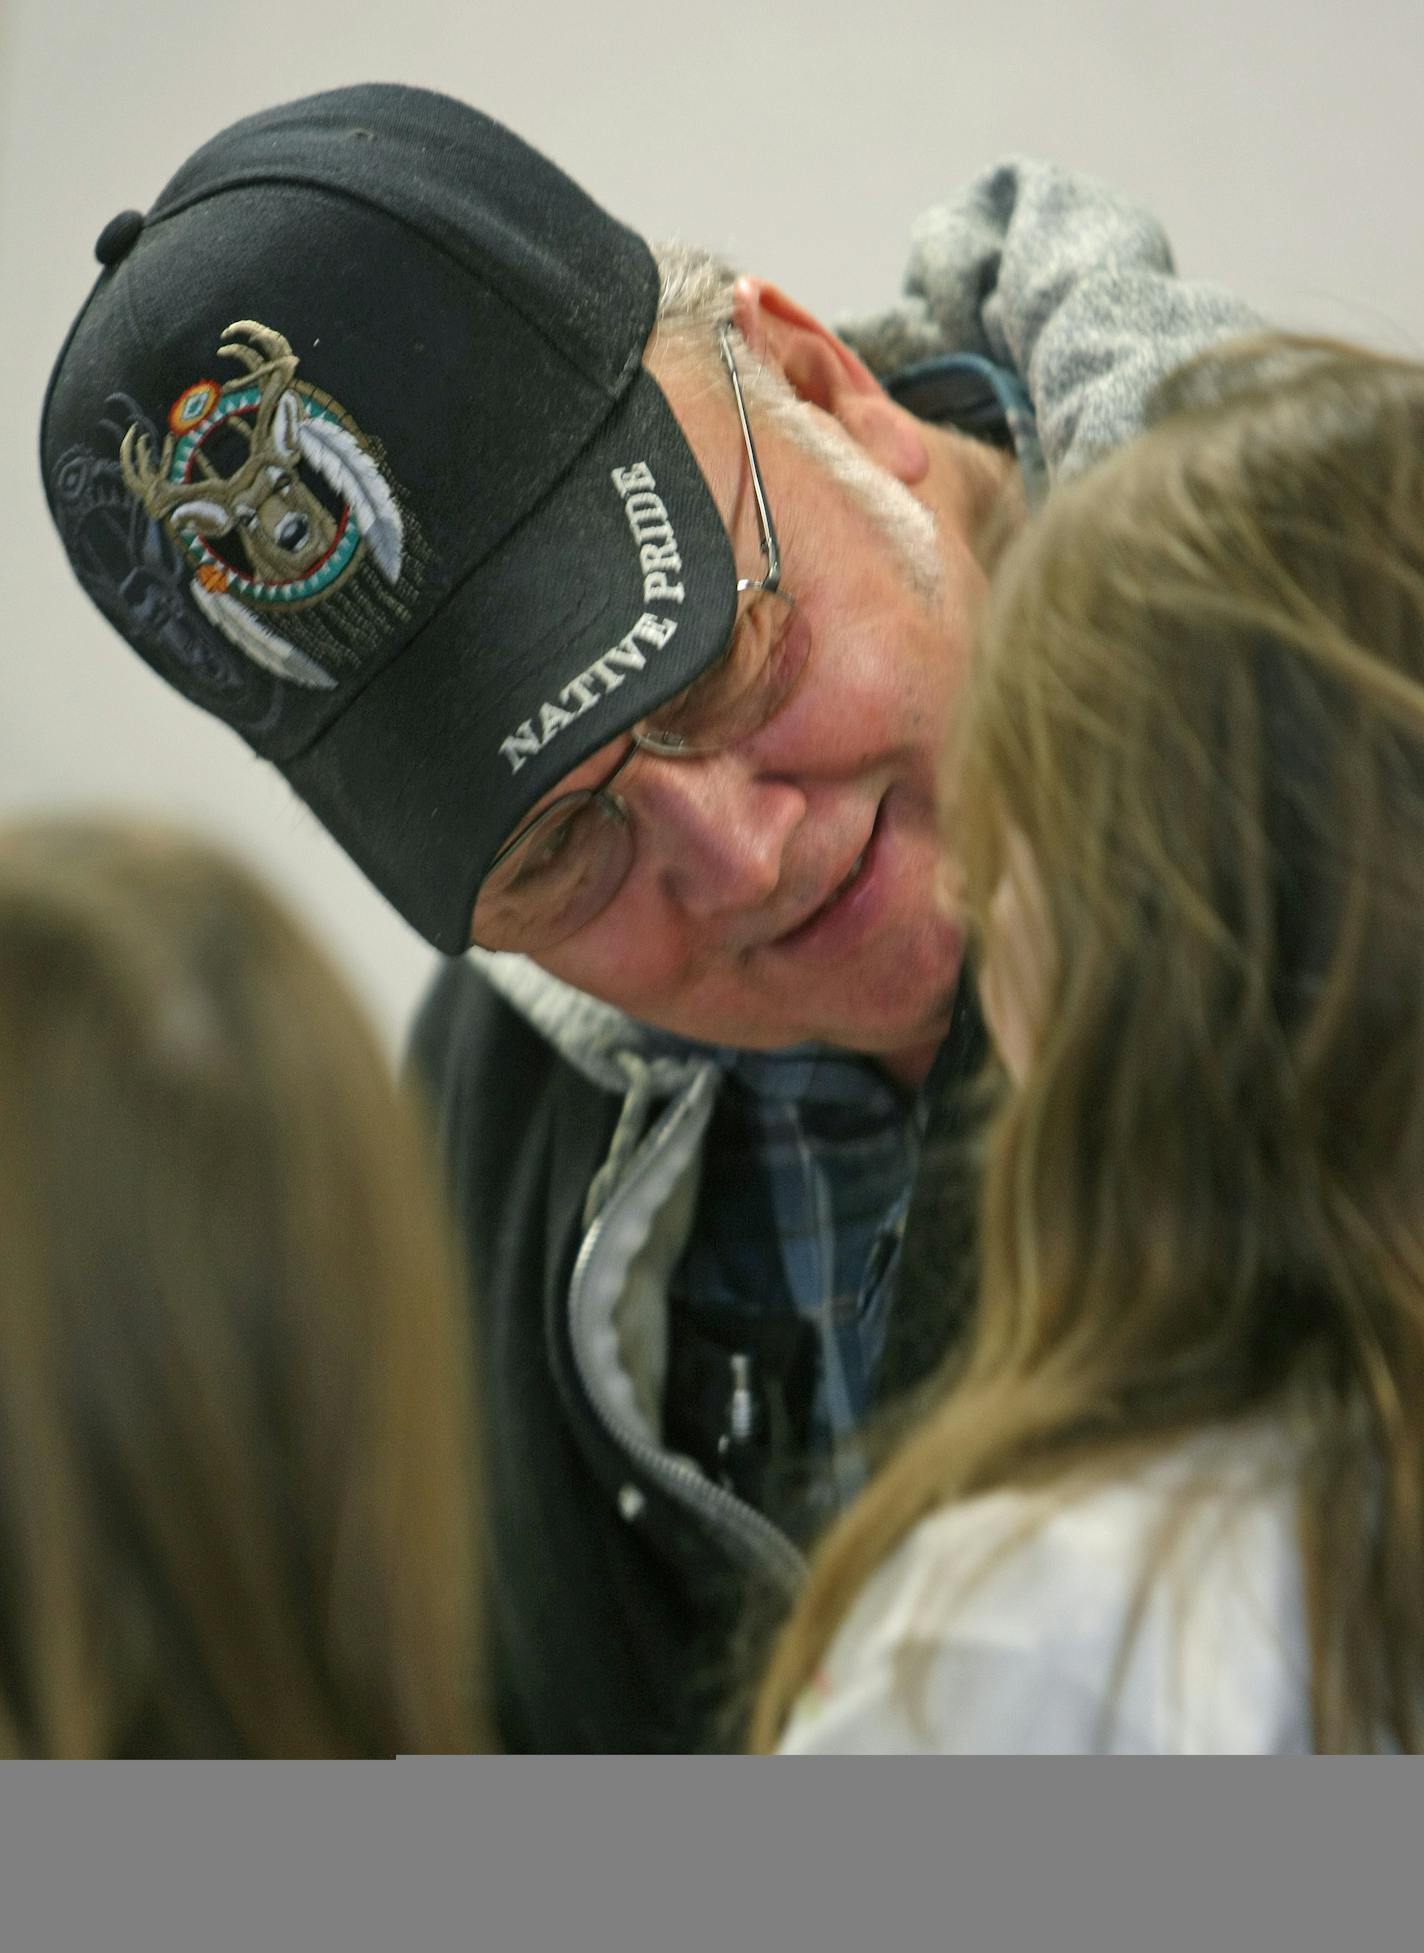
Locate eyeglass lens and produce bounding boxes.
[470,334,803,952]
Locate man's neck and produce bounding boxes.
[921,422,1025,563]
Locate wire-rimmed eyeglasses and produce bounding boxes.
[470,326,807,953]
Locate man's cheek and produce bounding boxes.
[541,922,686,1017]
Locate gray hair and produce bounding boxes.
[649,242,944,603]
[650,240,740,350]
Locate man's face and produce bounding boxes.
[499,351,999,1080]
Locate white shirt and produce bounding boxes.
[779,1431,1314,1754]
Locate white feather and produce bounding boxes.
[297,413,405,583]
[192,579,338,690]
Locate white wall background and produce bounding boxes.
[4,1,1421,1047]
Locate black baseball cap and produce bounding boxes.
[41,83,736,953]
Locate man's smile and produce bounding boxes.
[761,795,888,960]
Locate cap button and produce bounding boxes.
[94,209,145,266]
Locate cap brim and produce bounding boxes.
[284,367,736,953]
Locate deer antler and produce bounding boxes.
[219,322,300,407]
[218,320,298,375]
[119,423,195,522]
[219,320,301,450]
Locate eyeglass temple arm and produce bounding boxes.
[718,325,782,597]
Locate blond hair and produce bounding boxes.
[752,336,1424,1753]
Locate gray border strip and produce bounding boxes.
[2,1757,1421,1953]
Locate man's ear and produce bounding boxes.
[730,276,929,486]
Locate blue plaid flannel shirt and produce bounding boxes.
[669,354,1042,1527]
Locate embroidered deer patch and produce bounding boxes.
[119,321,407,691]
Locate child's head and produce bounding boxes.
[751,337,1424,1752]
[949,336,1424,1410]
[0,818,484,1755]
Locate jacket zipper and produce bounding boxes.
[567,1072,807,1597]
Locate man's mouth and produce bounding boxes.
[803,848,868,925]
[770,803,885,951]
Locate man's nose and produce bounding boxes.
[627,751,803,917]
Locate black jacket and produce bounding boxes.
[409,957,985,1753]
